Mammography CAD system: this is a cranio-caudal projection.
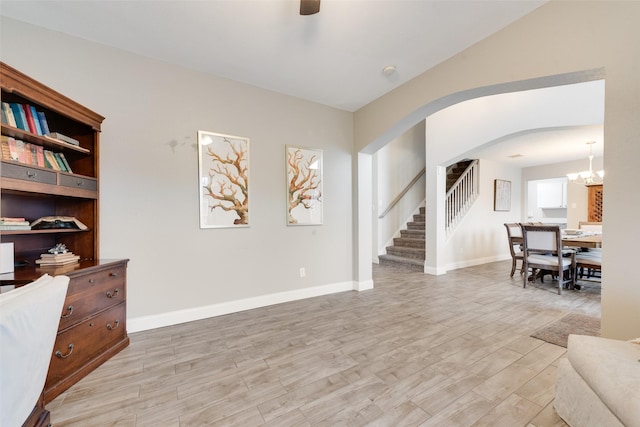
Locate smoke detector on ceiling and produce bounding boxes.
[382,65,397,77]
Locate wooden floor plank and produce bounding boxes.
[47,260,595,426]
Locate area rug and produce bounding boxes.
[530,313,601,348]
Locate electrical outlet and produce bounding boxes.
[299,267,306,277]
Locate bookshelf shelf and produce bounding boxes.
[0,228,90,236]
[1,124,91,154]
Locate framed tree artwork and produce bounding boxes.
[494,179,511,211]
[286,145,323,225]
[198,131,250,228]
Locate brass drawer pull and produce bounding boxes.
[109,272,118,277]
[55,343,74,359]
[105,288,119,298]
[60,305,74,318]
[106,320,120,330]
[26,171,37,179]
[88,278,95,284]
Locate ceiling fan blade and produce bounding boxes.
[300,0,320,15]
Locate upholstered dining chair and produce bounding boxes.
[520,224,576,295]
[578,221,603,233]
[504,223,524,277]
[576,250,602,282]
[0,274,69,427]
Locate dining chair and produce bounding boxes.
[0,274,70,427]
[520,224,576,294]
[577,221,602,279]
[504,223,524,277]
[576,250,602,282]
[578,221,603,233]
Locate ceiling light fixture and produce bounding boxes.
[567,141,604,185]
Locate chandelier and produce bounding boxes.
[567,141,604,185]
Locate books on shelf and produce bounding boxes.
[1,136,13,161]
[29,106,43,135]
[1,135,74,172]
[56,152,72,172]
[22,104,38,134]
[36,111,50,136]
[48,132,80,146]
[2,102,17,128]
[0,217,31,231]
[0,225,31,231]
[9,103,27,131]
[0,222,31,230]
[35,251,80,266]
[30,216,88,231]
[1,217,27,222]
[44,149,61,170]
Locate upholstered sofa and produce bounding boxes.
[555,334,640,427]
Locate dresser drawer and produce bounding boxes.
[1,162,57,185]
[58,264,126,330]
[59,173,97,191]
[47,302,126,385]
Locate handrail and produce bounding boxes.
[446,159,478,198]
[378,167,426,219]
[445,159,479,234]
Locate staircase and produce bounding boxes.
[446,160,474,191]
[378,207,425,271]
[378,159,478,271]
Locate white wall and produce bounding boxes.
[1,18,355,331]
[522,158,603,229]
[373,121,425,259]
[356,1,640,340]
[445,159,521,270]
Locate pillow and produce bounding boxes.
[0,274,69,427]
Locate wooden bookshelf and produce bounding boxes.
[1,62,129,410]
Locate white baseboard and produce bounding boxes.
[128,280,358,333]
[446,254,510,271]
[424,265,445,275]
[355,279,374,291]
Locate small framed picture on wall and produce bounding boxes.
[494,179,511,211]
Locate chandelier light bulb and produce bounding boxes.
[566,141,604,185]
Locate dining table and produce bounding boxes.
[562,232,602,249]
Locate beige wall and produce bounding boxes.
[1,18,355,331]
[355,1,640,339]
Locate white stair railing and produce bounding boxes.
[445,160,479,235]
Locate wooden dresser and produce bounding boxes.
[4,260,129,403]
[43,259,129,403]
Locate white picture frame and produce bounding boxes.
[198,130,250,228]
[286,145,323,225]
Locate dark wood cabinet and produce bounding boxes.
[0,63,129,405]
[1,62,101,264]
[44,259,129,403]
[587,184,603,222]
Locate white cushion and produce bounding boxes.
[527,254,573,268]
[0,274,69,427]
[555,358,625,427]
[567,335,640,427]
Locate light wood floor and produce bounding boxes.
[47,260,601,426]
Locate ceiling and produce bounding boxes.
[1,0,548,112]
[1,0,604,167]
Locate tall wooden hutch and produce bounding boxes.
[0,62,129,421]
